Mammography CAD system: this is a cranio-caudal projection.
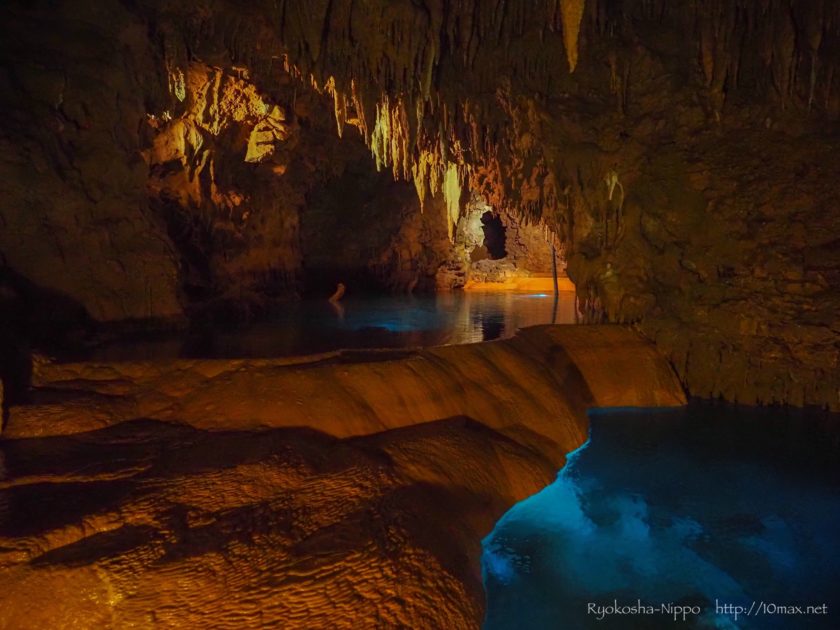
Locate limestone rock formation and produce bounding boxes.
[0,326,685,628]
[301,155,453,294]
[0,2,182,322]
[1,0,838,408]
[264,0,840,408]
[143,61,307,313]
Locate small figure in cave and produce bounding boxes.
[329,282,346,303]
[328,282,346,320]
[406,273,419,295]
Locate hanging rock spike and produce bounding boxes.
[561,0,585,73]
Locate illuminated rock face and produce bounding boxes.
[263,0,840,409]
[432,194,562,289]
[143,62,310,313]
[0,327,685,629]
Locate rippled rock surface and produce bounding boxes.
[0,326,684,628]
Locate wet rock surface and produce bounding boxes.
[0,326,685,628]
[0,420,487,628]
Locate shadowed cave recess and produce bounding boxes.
[0,0,839,628]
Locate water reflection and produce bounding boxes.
[89,290,577,361]
[482,403,840,629]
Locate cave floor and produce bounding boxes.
[0,326,684,629]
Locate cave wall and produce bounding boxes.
[0,0,453,328]
[301,151,453,295]
[144,62,304,313]
[435,194,561,288]
[1,0,838,407]
[141,60,352,318]
[0,1,182,323]
[498,209,557,277]
[262,0,840,409]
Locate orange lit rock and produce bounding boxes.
[1,0,838,407]
[0,326,684,628]
[559,0,586,72]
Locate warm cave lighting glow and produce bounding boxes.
[1,0,838,628]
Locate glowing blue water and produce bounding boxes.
[90,290,576,360]
[482,404,840,629]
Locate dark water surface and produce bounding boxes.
[90,290,576,361]
[482,403,840,629]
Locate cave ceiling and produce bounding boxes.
[1,0,838,408]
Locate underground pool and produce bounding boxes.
[84,290,577,361]
[482,402,840,629]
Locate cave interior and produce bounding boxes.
[0,0,839,628]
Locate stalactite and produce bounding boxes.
[443,163,462,240]
[327,78,347,137]
[559,0,585,72]
[265,0,840,259]
[803,2,823,112]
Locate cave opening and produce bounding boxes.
[481,212,507,260]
